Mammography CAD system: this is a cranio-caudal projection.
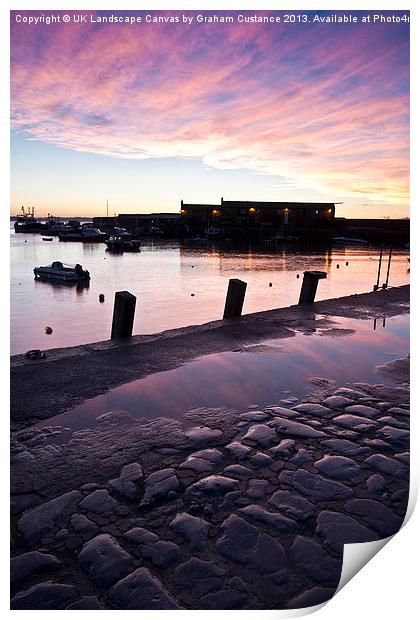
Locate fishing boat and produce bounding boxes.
[33,261,90,282]
[333,236,368,246]
[14,206,47,233]
[106,236,141,253]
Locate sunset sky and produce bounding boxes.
[10,10,409,218]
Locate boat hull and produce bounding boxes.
[33,261,90,282]
[34,271,84,282]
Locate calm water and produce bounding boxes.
[42,314,409,439]
[10,229,410,355]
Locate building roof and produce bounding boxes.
[222,200,335,208]
[182,200,336,209]
[119,213,180,219]
[181,203,221,208]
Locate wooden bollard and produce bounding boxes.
[111,291,137,339]
[298,271,327,304]
[223,278,247,319]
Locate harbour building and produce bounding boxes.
[180,198,336,239]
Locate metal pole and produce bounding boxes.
[383,246,393,289]
[374,247,383,291]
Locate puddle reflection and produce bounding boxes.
[45,314,409,437]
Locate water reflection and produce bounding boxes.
[45,314,409,437]
[34,279,90,293]
[373,317,387,330]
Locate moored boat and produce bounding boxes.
[33,261,90,281]
[14,206,47,233]
[58,226,107,242]
[106,236,141,252]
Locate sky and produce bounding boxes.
[10,10,410,218]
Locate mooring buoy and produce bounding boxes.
[45,326,53,334]
[99,294,105,303]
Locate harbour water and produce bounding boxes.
[10,228,410,355]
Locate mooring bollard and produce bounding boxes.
[111,291,137,339]
[298,271,327,304]
[223,278,247,319]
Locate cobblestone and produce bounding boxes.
[169,512,210,550]
[10,370,409,610]
[78,534,132,587]
[110,567,180,609]
[316,511,378,553]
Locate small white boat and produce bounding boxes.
[333,236,368,246]
[58,227,107,242]
[34,261,90,282]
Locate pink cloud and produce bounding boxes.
[11,11,409,206]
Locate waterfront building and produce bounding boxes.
[180,198,336,238]
[117,212,183,237]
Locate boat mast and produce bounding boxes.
[106,200,109,218]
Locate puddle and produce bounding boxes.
[40,314,409,442]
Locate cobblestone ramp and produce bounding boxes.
[10,378,409,610]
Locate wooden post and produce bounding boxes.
[223,278,247,319]
[298,270,327,304]
[111,291,137,338]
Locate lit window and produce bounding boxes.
[181,209,188,216]
[212,209,220,217]
[249,207,257,214]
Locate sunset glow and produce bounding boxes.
[11,10,409,218]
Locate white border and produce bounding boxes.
[3,1,418,618]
